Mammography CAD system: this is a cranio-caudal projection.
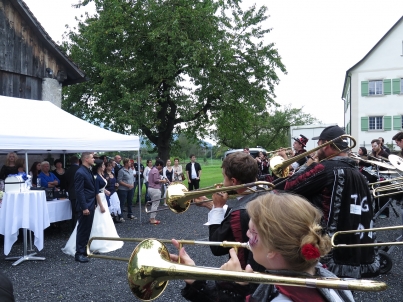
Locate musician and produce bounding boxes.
[284,125,379,278]
[369,139,394,218]
[278,134,309,173]
[378,137,391,154]
[370,139,389,162]
[392,131,403,157]
[392,131,403,206]
[201,152,267,273]
[173,193,354,302]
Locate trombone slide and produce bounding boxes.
[331,225,403,248]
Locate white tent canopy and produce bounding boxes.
[0,96,140,153]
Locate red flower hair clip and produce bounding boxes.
[301,244,320,260]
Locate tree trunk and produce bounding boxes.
[157,135,171,163]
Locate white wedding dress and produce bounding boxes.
[62,176,124,256]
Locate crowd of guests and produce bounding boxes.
[0,152,203,227]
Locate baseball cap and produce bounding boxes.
[312,125,347,149]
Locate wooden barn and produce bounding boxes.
[0,0,85,107]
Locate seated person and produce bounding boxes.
[173,193,354,302]
[38,161,60,188]
[29,162,41,187]
[15,158,26,174]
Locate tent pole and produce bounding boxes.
[25,152,34,252]
[138,151,141,223]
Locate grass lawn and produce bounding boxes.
[133,161,224,204]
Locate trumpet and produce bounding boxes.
[270,135,356,178]
[267,147,293,156]
[86,238,387,301]
[146,181,274,214]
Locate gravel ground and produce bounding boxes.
[1,199,403,302]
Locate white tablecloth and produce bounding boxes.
[47,199,72,223]
[0,191,50,255]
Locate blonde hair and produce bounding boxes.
[247,193,331,272]
[5,152,18,166]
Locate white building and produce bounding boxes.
[342,16,403,151]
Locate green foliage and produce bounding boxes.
[61,0,285,161]
[214,105,319,150]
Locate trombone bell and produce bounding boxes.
[165,183,191,213]
[127,239,386,301]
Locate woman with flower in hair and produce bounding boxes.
[172,193,355,302]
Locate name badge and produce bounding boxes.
[350,204,362,215]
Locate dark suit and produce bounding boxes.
[74,165,97,257]
[65,164,80,230]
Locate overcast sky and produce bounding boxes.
[23,0,403,127]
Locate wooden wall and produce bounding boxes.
[0,70,41,99]
[0,0,66,99]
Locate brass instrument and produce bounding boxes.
[369,176,403,186]
[87,238,386,301]
[147,181,274,214]
[267,147,293,156]
[86,236,249,263]
[270,135,356,178]
[372,182,403,198]
[331,226,403,248]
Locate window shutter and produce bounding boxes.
[384,116,392,130]
[383,79,391,95]
[361,117,369,131]
[393,115,402,130]
[361,81,368,96]
[392,78,401,94]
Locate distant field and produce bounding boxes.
[134,160,223,203]
[199,163,223,188]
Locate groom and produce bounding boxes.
[74,152,96,263]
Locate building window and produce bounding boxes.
[369,116,383,130]
[368,80,383,95]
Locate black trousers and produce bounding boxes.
[75,209,95,256]
[188,178,200,191]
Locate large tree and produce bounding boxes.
[213,105,319,150]
[62,0,285,160]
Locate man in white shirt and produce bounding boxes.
[185,154,202,191]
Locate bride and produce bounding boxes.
[62,159,123,256]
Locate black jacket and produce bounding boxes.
[285,156,379,278]
[209,190,268,273]
[74,165,97,212]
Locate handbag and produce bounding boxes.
[181,173,186,181]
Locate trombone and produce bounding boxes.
[270,135,356,178]
[372,182,403,198]
[331,226,403,248]
[86,238,387,301]
[146,181,274,214]
[369,176,403,198]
